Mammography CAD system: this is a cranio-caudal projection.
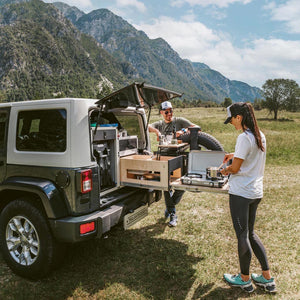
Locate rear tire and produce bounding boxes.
[0,198,64,279]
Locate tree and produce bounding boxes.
[253,98,264,110]
[285,86,300,112]
[0,90,7,103]
[222,97,232,108]
[262,79,299,120]
[97,83,113,99]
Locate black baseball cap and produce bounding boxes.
[224,103,244,124]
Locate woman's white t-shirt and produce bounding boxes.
[229,130,266,199]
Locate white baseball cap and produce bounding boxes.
[160,101,172,110]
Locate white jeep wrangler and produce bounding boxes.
[0,82,223,279]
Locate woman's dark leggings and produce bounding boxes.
[229,194,270,275]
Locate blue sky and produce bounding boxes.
[44,0,300,88]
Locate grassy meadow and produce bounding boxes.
[0,107,299,300]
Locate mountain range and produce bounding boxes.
[0,0,262,103]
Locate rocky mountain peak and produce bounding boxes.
[0,0,262,103]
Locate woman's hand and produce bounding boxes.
[223,153,234,163]
[221,157,244,175]
[220,167,230,176]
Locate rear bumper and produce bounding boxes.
[49,204,124,243]
[49,189,161,243]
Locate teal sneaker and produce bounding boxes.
[251,273,277,293]
[223,273,254,293]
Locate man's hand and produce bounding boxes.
[176,130,184,138]
[176,128,188,138]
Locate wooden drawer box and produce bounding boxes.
[120,155,183,190]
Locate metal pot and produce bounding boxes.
[206,167,222,180]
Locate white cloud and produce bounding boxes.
[135,17,300,87]
[266,0,300,33]
[171,0,252,8]
[135,17,220,51]
[116,0,146,12]
[181,10,197,22]
[229,39,300,86]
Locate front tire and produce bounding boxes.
[0,198,62,279]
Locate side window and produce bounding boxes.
[0,111,8,153]
[16,109,67,152]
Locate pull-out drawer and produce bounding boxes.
[120,155,183,191]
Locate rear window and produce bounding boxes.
[116,115,142,139]
[16,109,66,152]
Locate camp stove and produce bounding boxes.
[181,150,228,188]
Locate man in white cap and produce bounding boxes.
[148,101,196,227]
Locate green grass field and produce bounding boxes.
[0,108,299,300]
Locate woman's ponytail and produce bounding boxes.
[241,103,265,152]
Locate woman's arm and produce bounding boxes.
[220,157,244,175]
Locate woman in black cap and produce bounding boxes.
[220,102,276,293]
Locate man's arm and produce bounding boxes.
[175,118,198,138]
[148,124,161,141]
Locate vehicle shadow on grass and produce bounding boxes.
[0,219,209,299]
[0,220,269,300]
[55,220,207,300]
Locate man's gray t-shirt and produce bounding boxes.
[151,117,192,136]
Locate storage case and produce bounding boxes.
[120,155,183,191]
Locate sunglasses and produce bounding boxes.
[164,109,173,115]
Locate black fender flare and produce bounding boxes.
[0,177,68,218]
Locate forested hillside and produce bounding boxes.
[0,0,131,101]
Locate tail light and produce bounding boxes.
[81,169,92,193]
[80,221,95,235]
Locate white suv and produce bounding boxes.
[0,83,178,279]
[0,82,223,279]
